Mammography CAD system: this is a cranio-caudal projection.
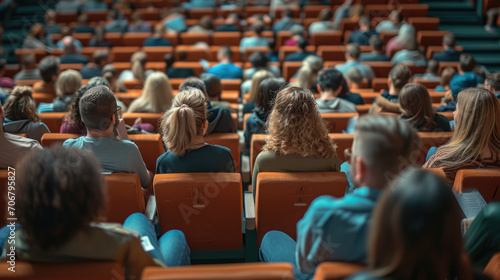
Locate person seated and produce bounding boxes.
[103,64,128,93]
[432,34,462,62]
[161,8,188,33]
[163,53,194,79]
[127,11,151,33]
[56,27,83,52]
[259,114,420,279]
[80,50,109,80]
[2,86,50,143]
[56,0,81,13]
[187,15,213,34]
[178,78,236,134]
[89,26,113,47]
[371,63,411,113]
[391,40,427,67]
[412,59,440,82]
[156,87,235,174]
[80,0,107,11]
[0,146,190,278]
[424,88,500,183]
[485,6,500,33]
[0,59,14,91]
[74,13,94,33]
[360,35,389,62]
[201,73,232,112]
[60,84,89,135]
[44,9,61,35]
[244,77,283,155]
[342,67,365,105]
[296,55,323,92]
[38,69,82,113]
[128,72,173,113]
[284,36,316,62]
[350,168,471,280]
[375,10,407,32]
[118,51,152,82]
[215,13,240,32]
[335,44,375,81]
[60,37,90,64]
[315,68,357,113]
[244,51,281,80]
[104,9,128,33]
[22,23,52,50]
[13,54,42,81]
[144,24,172,47]
[435,66,457,92]
[239,21,269,54]
[386,24,416,58]
[331,0,353,31]
[308,8,334,34]
[252,86,345,186]
[63,85,152,188]
[32,56,60,95]
[283,25,306,47]
[349,15,377,46]
[485,72,500,99]
[182,0,216,9]
[206,46,243,80]
[272,8,300,33]
[243,70,275,114]
[399,83,451,132]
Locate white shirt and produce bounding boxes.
[0,132,43,169]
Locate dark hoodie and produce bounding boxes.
[243,108,267,155]
[206,106,236,135]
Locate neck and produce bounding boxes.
[220,58,230,63]
[187,135,205,150]
[389,85,399,95]
[86,128,114,138]
[320,90,337,99]
[372,50,382,54]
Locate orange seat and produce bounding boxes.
[72,32,92,46]
[365,4,395,17]
[275,31,293,50]
[379,31,398,45]
[173,62,204,77]
[15,49,48,63]
[321,112,359,133]
[413,78,440,90]
[364,61,393,78]
[111,46,141,62]
[426,46,463,61]
[275,5,300,18]
[116,91,141,106]
[212,32,242,46]
[153,173,242,251]
[15,80,40,87]
[453,169,500,203]
[408,17,439,31]
[208,46,241,62]
[356,104,372,115]
[83,10,108,22]
[104,173,145,223]
[437,111,454,121]
[105,32,123,46]
[426,168,447,179]
[221,79,242,91]
[279,45,316,62]
[81,46,110,61]
[304,5,331,18]
[188,8,217,19]
[59,63,84,71]
[312,262,365,280]
[137,8,161,21]
[329,133,354,162]
[407,64,427,76]
[484,253,500,280]
[417,31,450,49]
[41,133,79,147]
[255,172,348,245]
[175,45,209,61]
[243,46,270,62]
[122,79,144,89]
[438,61,460,75]
[340,17,358,33]
[39,112,67,133]
[180,33,211,45]
[371,78,388,91]
[142,263,294,280]
[282,61,303,81]
[417,132,453,165]
[142,46,174,62]
[398,4,429,17]
[0,261,124,280]
[122,33,150,46]
[317,46,347,61]
[310,31,342,46]
[55,11,78,24]
[205,133,240,172]
[244,6,271,17]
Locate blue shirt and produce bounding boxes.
[144,37,172,47]
[296,187,382,276]
[335,61,375,81]
[206,63,243,80]
[156,144,235,174]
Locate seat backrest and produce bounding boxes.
[282,61,303,81]
[122,33,150,46]
[329,134,354,162]
[104,173,145,223]
[312,262,365,280]
[0,261,124,280]
[142,263,294,280]
[256,172,348,245]
[417,132,453,165]
[111,46,141,62]
[39,113,68,133]
[321,113,359,133]
[180,33,211,45]
[363,61,393,78]
[153,173,243,251]
[417,31,450,48]
[142,46,174,62]
[175,45,209,61]
[212,32,241,46]
[128,134,164,173]
[205,133,240,172]
[310,31,342,46]
[408,17,439,31]
[317,46,347,61]
[250,134,267,174]
[484,253,500,280]
[453,169,500,203]
[41,133,79,147]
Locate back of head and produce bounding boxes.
[486,72,500,92]
[426,59,439,74]
[164,53,175,68]
[370,35,383,51]
[368,169,465,279]
[353,114,420,186]
[130,51,148,81]
[160,88,208,156]
[251,20,265,35]
[460,54,476,72]
[21,53,36,67]
[140,71,173,113]
[217,46,232,62]
[249,70,274,102]
[350,4,364,18]
[93,50,109,65]
[297,56,323,90]
[131,10,142,23]
[317,68,344,92]
[256,77,284,115]
[57,69,82,96]
[179,77,207,96]
[397,24,416,43]
[61,26,72,38]
[440,67,458,87]
[17,147,104,251]
[346,43,361,60]
[39,56,60,83]
[45,9,56,22]
[79,85,117,131]
[345,67,363,88]
[282,8,293,18]
[399,83,436,131]
[302,55,323,71]
[390,10,403,23]
[92,26,106,43]
[87,76,110,88]
[249,51,269,68]
[199,15,213,30]
[264,86,337,158]
[3,86,39,122]
[296,36,308,51]
[443,34,456,48]
[77,13,89,24]
[200,73,222,99]
[108,9,119,20]
[359,15,371,28]
[290,25,305,37]
[62,36,76,52]
[69,84,90,128]
[318,8,333,21]
[389,63,412,90]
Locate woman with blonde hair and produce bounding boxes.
[399,83,451,132]
[252,86,342,187]
[128,72,174,113]
[386,24,417,57]
[424,88,500,183]
[296,55,323,92]
[3,86,50,142]
[156,87,235,173]
[243,70,274,114]
[118,51,152,82]
[38,69,82,113]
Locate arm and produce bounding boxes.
[116,118,130,141]
[130,144,152,189]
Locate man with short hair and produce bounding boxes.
[375,10,407,32]
[335,44,375,81]
[259,114,420,280]
[343,67,366,105]
[485,72,500,99]
[0,103,43,168]
[272,8,300,33]
[432,34,462,62]
[63,85,151,188]
[80,50,109,79]
[33,56,60,95]
[206,46,243,79]
[201,73,232,111]
[315,68,357,113]
[215,13,240,32]
[349,15,377,46]
[450,54,483,100]
[13,54,42,81]
[60,37,90,64]
[360,35,389,62]
[104,9,128,33]
[284,36,316,62]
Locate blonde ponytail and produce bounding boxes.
[130,51,147,81]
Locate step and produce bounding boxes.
[422,1,475,11]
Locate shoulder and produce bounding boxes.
[204,144,232,156]
[5,133,42,150]
[62,136,83,146]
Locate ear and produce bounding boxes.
[317,84,322,93]
[387,77,392,87]
[354,156,368,185]
[202,120,208,135]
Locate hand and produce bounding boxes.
[116,118,130,141]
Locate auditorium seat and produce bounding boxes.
[408,17,440,31]
[115,91,141,106]
[212,32,242,46]
[356,104,373,115]
[304,5,331,18]
[83,10,107,22]
[173,62,204,77]
[243,47,271,62]
[437,111,454,121]
[104,173,146,223]
[426,46,463,61]
[153,173,243,251]
[15,49,47,63]
[379,31,398,45]
[413,78,440,90]
[365,4,394,17]
[137,8,161,21]
[254,172,348,245]
[72,32,92,46]
[55,11,78,24]
[111,47,141,63]
[0,262,124,280]
[221,79,242,91]
[312,262,365,280]
[484,253,500,280]
[310,31,342,46]
[141,263,294,280]
[40,112,67,133]
[15,80,40,87]
[81,47,110,61]
[417,31,450,49]
[275,5,300,18]
[438,61,460,75]
[209,46,241,62]
[329,133,354,162]
[321,112,359,133]
[142,46,174,62]
[175,45,209,61]
[317,46,347,61]
[453,169,500,203]
[417,132,454,165]
[122,33,151,46]
[122,79,144,89]
[426,168,447,179]
[364,61,393,78]
[398,4,429,17]
[180,33,211,45]
[105,32,123,46]
[340,18,358,34]
[372,78,388,91]
[275,31,293,50]
[244,6,270,17]
[189,8,217,19]
[59,63,84,71]
[205,133,241,172]
[282,61,303,81]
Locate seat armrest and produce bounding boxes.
[244,191,255,230]
[145,195,156,222]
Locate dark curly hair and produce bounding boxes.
[17,147,105,251]
[68,84,89,129]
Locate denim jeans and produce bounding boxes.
[123,213,191,267]
[0,223,18,254]
[426,146,438,162]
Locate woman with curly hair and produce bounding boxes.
[59,84,88,134]
[252,86,343,191]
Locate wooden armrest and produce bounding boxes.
[244,191,255,230]
[145,195,156,222]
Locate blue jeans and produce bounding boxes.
[259,230,311,280]
[123,213,191,267]
[426,146,438,162]
[0,223,19,254]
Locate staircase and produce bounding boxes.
[421,0,500,72]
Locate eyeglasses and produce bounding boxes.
[114,106,122,114]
